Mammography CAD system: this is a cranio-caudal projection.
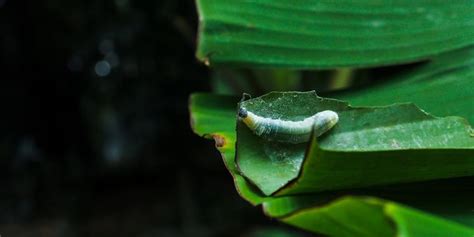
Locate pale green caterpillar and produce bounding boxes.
[238,108,339,144]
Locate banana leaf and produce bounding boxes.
[236,91,474,196]
[189,93,474,236]
[190,93,266,204]
[196,0,474,68]
[264,196,474,237]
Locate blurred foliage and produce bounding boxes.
[210,68,372,97]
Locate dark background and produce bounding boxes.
[0,0,307,236]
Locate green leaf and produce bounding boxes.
[189,93,266,204]
[331,46,474,124]
[189,92,474,235]
[261,178,474,227]
[267,196,474,237]
[237,91,474,196]
[196,0,474,69]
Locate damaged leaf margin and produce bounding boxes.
[236,91,474,196]
[189,93,267,204]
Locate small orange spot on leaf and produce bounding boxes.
[212,134,227,148]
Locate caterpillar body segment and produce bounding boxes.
[238,108,339,144]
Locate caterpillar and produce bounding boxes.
[238,108,339,144]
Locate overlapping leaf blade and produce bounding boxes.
[190,93,266,204]
[193,2,474,235]
[237,91,474,196]
[189,93,474,236]
[271,196,474,237]
[197,0,474,68]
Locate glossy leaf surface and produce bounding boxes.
[197,0,474,68]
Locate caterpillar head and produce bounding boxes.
[238,108,248,119]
